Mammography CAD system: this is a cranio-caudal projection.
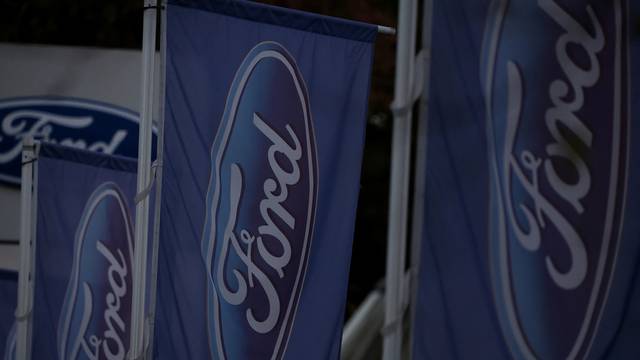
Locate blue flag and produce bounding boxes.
[154,1,375,359]
[0,270,16,360]
[412,0,640,359]
[30,144,138,359]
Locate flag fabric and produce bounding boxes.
[30,143,138,360]
[0,270,16,359]
[412,0,640,359]
[153,1,376,359]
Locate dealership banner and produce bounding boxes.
[0,270,16,359]
[412,0,640,359]
[0,44,150,187]
[154,1,376,358]
[0,97,143,186]
[29,143,138,359]
[0,43,150,253]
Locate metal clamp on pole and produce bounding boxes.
[21,157,38,167]
[134,160,161,204]
[143,0,158,10]
[389,49,426,119]
[20,142,38,167]
[390,99,414,118]
[411,49,427,102]
[14,305,32,322]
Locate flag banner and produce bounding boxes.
[30,143,138,360]
[0,43,158,254]
[0,43,152,188]
[0,98,143,187]
[0,270,17,359]
[412,0,640,359]
[154,1,376,359]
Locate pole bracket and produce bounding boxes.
[134,160,161,204]
[14,305,32,322]
[389,49,428,118]
[390,99,413,118]
[143,0,158,10]
[21,157,38,167]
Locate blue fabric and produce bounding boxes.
[154,2,375,359]
[168,0,377,43]
[412,1,640,359]
[0,270,17,359]
[39,143,138,173]
[31,145,139,359]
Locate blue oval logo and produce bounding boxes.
[484,1,629,358]
[57,182,134,360]
[201,41,318,359]
[0,97,143,185]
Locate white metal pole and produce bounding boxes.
[27,143,39,359]
[130,0,157,358]
[341,284,385,360]
[382,0,418,359]
[145,1,166,357]
[16,137,36,360]
[408,0,434,357]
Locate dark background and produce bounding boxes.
[0,0,400,315]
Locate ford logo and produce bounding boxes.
[201,41,318,359]
[0,97,145,186]
[484,0,629,358]
[57,182,134,360]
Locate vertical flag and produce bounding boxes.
[412,0,640,359]
[154,1,376,359]
[0,270,17,359]
[29,144,138,359]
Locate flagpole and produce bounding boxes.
[130,0,157,358]
[382,0,418,358]
[145,0,166,357]
[408,0,434,357]
[16,137,36,360]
